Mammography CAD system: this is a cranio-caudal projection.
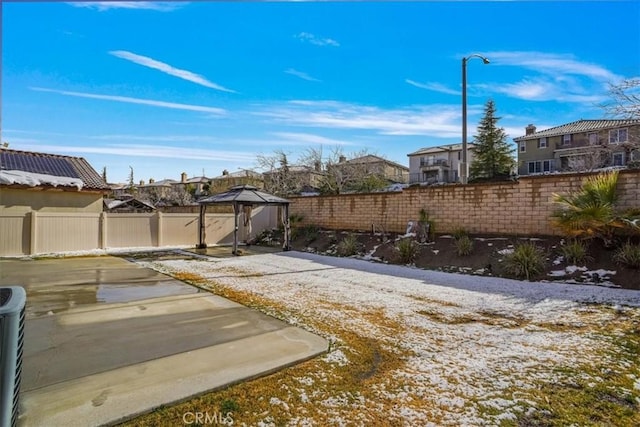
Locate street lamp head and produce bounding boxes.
[482,57,490,65]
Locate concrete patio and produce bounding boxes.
[0,255,327,426]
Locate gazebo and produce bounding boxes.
[197,185,291,254]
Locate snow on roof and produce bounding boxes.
[0,169,83,190]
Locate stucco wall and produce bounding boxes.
[289,170,640,236]
[0,187,104,214]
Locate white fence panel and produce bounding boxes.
[0,215,28,256]
[35,213,101,253]
[105,213,157,248]
[161,213,199,246]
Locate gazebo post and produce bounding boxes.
[283,203,291,251]
[232,202,239,255]
[197,204,207,249]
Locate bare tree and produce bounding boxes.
[167,185,195,206]
[565,148,608,172]
[600,78,640,168]
[601,78,640,119]
[257,149,303,196]
[300,146,389,195]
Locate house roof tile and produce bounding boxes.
[513,119,640,141]
[0,148,109,190]
[344,155,409,171]
[408,142,476,156]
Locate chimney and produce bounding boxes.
[314,161,321,172]
[139,180,145,186]
[222,169,229,176]
[525,124,536,135]
[339,155,346,163]
[149,178,155,184]
[181,172,187,183]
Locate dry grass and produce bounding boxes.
[122,263,640,427]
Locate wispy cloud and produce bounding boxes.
[295,32,340,47]
[483,51,620,103]
[405,79,460,95]
[483,78,605,103]
[14,143,254,162]
[109,50,235,92]
[486,51,619,81]
[68,2,186,12]
[254,100,474,137]
[284,68,321,82]
[30,87,227,115]
[271,132,353,146]
[90,134,219,143]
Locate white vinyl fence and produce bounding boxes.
[0,206,279,256]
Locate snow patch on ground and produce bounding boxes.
[138,251,640,425]
[323,349,349,366]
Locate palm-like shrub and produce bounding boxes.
[551,171,623,246]
[559,239,591,264]
[503,242,546,281]
[396,238,419,264]
[337,234,359,257]
[613,241,640,269]
[454,235,474,256]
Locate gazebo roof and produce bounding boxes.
[198,185,290,205]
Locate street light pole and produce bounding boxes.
[461,54,490,184]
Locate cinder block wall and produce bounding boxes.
[289,170,640,236]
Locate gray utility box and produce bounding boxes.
[0,287,26,427]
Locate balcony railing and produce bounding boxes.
[419,159,449,168]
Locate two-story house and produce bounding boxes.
[514,119,640,175]
[209,169,264,194]
[263,164,325,195]
[407,143,477,184]
[336,155,409,184]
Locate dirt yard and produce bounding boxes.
[288,229,640,290]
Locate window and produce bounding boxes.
[609,128,628,144]
[562,134,571,146]
[612,152,624,166]
[588,132,598,145]
[519,141,526,152]
[527,160,553,174]
[538,137,547,149]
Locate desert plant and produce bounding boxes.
[559,239,591,264]
[454,235,474,256]
[418,208,435,241]
[337,233,359,257]
[452,227,469,240]
[396,238,419,264]
[613,241,640,269]
[299,224,319,243]
[551,171,623,246]
[503,242,546,281]
[288,213,305,239]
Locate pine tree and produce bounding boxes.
[469,100,515,180]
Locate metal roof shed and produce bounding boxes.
[197,185,291,254]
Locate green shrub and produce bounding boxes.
[299,224,319,243]
[337,234,359,257]
[419,208,435,241]
[452,227,469,240]
[288,213,305,240]
[396,238,419,264]
[503,242,546,281]
[613,241,640,269]
[454,235,474,256]
[560,239,591,264]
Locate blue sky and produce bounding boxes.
[2,1,639,183]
